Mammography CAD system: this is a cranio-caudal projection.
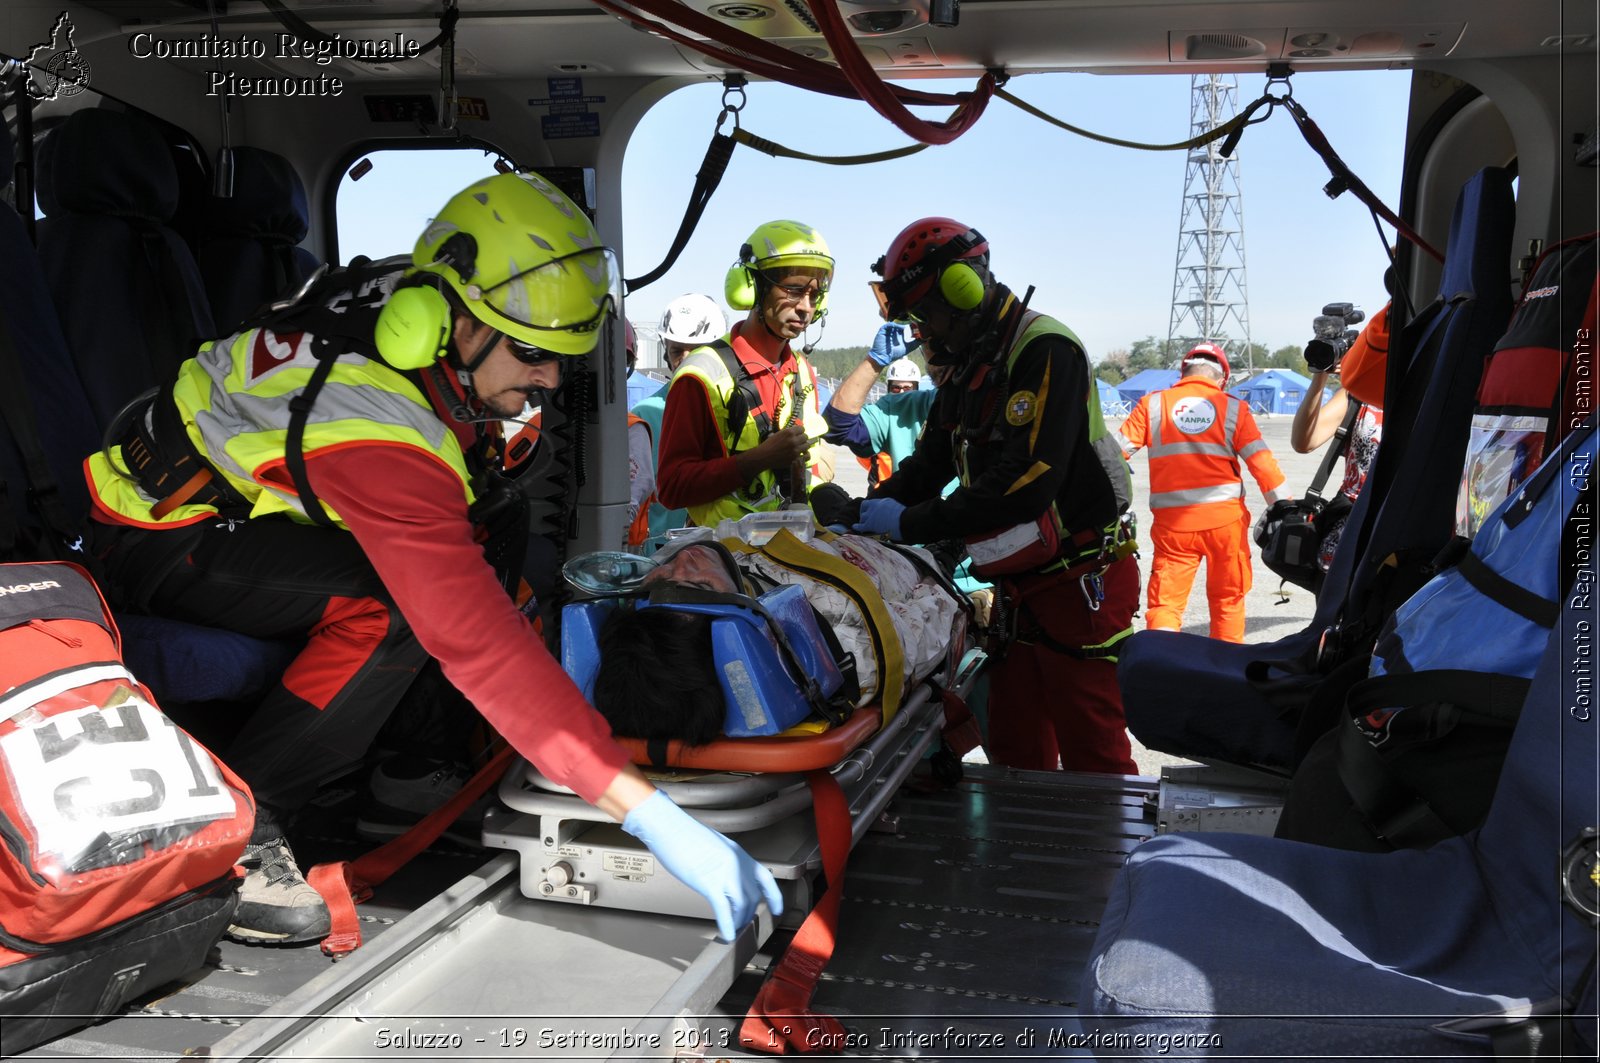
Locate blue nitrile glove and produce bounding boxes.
[852,497,906,540]
[622,790,783,941]
[868,322,910,367]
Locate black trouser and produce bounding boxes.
[98,517,427,825]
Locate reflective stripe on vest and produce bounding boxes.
[672,340,828,528]
[87,327,474,529]
[1141,382,1249,515]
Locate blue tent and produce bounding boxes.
[1117,368,1179,405]
[627,372,665,409]
[1097,376,1131,418]
[1230,368,1311,415]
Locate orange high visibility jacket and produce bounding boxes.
[1118,375,1287,531]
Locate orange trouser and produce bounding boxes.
[1145,510,1253,643]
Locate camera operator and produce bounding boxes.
[1290,301,1390,572]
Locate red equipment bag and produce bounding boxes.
[1458,231,1598,537]
[0,562,253,1054]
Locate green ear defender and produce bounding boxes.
[374,277,453,370]
[938,261,985,311]
[725,260,757,310]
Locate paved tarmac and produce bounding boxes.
[826,411,1332,775]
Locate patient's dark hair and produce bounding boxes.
[593,606,725,746]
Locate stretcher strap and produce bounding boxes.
[739,771,850,1055]
[939,686,983,758]
[308,745,516,957]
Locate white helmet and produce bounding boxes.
[885,357,922,384]
[660,293,728,347]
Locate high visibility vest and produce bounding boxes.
[1120,376,1284,531]
[87,326,474,529]
[671,338,828,528]
[954,312,1133,546]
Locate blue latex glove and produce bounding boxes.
[852,497,906,540]
[867,322,910,367]
[622,790,783,940]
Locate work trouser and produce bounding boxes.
[986,554,1139,774]
[1146,509,1253,643]
[95,516,427,828]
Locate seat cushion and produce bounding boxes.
[118,613,299,705]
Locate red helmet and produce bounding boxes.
[624,319,637,372]
[1181,341,1230,385]
[873,217,989,320]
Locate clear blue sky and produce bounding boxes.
[341,68,1411,363]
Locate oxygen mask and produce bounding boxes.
[561,551,658,598]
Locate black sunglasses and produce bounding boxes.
[507,339,562,366]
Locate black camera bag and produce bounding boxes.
[1254,401,1362,591]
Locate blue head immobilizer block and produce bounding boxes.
[561,583,845,737]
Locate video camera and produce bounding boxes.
[1304,302,1366,373]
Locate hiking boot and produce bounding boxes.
[228,837,331,945]
[355,758,488,846]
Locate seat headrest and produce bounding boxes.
[36,108,177,223]
[203,146,310,243]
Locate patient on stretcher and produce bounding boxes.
[590,534,963,746]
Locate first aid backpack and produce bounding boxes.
[0,562,253,1054]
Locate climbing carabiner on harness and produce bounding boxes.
[1080,570,1105,612]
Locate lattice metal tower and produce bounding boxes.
[1168,74,1252,368]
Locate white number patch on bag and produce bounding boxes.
[1,688,236,878]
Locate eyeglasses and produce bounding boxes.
[773,281,827,304]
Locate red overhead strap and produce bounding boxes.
[740,771,852,1054]
[804,0,995,145]
[592,0,989,141]
[309,745,516,957]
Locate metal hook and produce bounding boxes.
[1263,61,1295,103]
[720,74,747,125]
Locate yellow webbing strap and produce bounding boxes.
[727,529,908,723]
[733,126,930,166]
[995,87,1250,152]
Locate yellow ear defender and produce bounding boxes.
[724,243,758,310]
[938,260,985,311]
[374,276,453,370]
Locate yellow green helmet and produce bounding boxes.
[726,219,833,311]
[411,171,620,356]
[742,219,833,278]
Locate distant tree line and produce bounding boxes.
[805,337,1310,386]
[1093,335,1306,385]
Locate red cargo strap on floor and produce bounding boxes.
[740,770,851,1054]
[308,745,516,957]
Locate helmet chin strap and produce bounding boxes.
[428,361,477,424]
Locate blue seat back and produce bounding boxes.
[35,108,215,437]
[196,146,320,333]
[562,583,844,737]
[1118,168,1517,770]
[1083,589,1598,1057]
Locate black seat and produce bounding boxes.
[2,116,296,706]
[196,146,320,333]
[0,116,96,553]
[34,107,215,437]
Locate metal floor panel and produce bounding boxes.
[700,766,1158,1060]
